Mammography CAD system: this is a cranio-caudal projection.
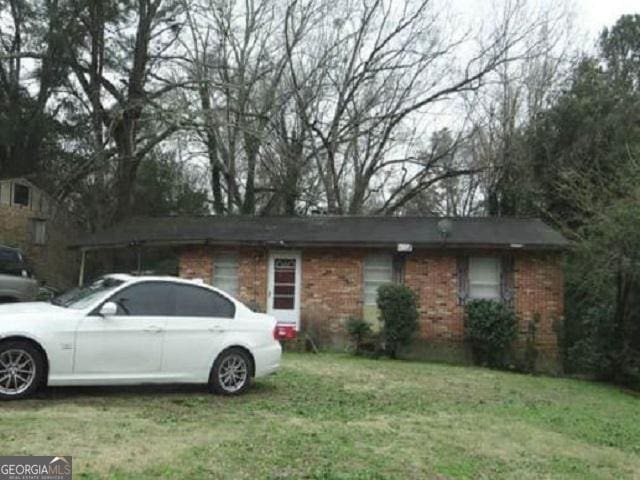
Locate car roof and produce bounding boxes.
[101,274,241,306]
[104,273,209,287]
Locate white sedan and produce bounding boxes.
[0,275,282,400]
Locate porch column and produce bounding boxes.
[78,248,87,286]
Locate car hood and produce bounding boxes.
[0,301,70,317]
[0,302,84,338]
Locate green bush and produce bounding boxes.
[465,299,517,369]
[377,284,418,358]
[345,317,376,356]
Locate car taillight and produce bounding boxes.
[273,324,297,341]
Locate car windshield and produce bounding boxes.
[52,277,125,309]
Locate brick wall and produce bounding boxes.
[404,251,564,351]
[513,252,564,363]
[176,246,564,362]
[238,248,268,310]
[404,252,464,342]
[178,245,213,281]
[300,249,365,345]
[177,246,268,310]
[0,204,79,289]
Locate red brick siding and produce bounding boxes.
[405,250,563,357]
[176,246,564,359]
[237,249,267,310]
[404,252,464,342]
[177,246,268,310]
[514,252,564,359]
[177,246,213,281]
[300,249,365,341]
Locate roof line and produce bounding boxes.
[123,214,549,221]
[70,239,568,251]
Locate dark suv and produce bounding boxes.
[0,245,38,303]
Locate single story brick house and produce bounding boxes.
[73,216,568,367]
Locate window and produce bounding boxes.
[174,284,235,318]
[469,257,501,300]
[109,282,175,316]
[0,182,11,205]
[32,220,46,245]
[213,253,239,297]
[13,184,30,207]
[363,254,393,306]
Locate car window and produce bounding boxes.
[0,247,25,276]
[0,248,20,264]
[110,282,175,316]
[173,284,235,318]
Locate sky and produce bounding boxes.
[579,0,639,39]
[448,0,639,55]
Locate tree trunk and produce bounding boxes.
[112,117,139,221]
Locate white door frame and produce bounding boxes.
[267,250,302,329]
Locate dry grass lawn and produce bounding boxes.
[0,353,639,479]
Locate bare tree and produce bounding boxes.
[282,0,555,215]
[467,0,578,215]
[179,0,314,215]
[399,129,484,216]
[176,0,573,218]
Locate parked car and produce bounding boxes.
[0,245,38,303]
[0,275,282,400]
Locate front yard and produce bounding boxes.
[1,353,639,479]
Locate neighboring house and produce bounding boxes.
[0,177,78,289]
[72,216,568,368]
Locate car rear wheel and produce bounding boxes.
[209,348,252,396]
[0,341,45,400]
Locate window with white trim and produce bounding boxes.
[213,253,239,297]
[363,254,393,306]
[469,257,501,300]
[32,219,47,245]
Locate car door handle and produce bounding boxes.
[209,327,224,333]
[144,326,164,334]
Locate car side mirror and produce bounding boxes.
[99,302,118,317]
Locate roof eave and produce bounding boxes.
[69,238,569,252]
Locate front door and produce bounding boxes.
[267,251,301,329]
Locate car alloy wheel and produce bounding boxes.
[0,349,37,397]
[210,348,252,395]
[217,353,248,393]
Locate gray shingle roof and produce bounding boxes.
[72,216,569,251]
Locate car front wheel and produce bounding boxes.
[0,340,45,400]
[209,348,252,396]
